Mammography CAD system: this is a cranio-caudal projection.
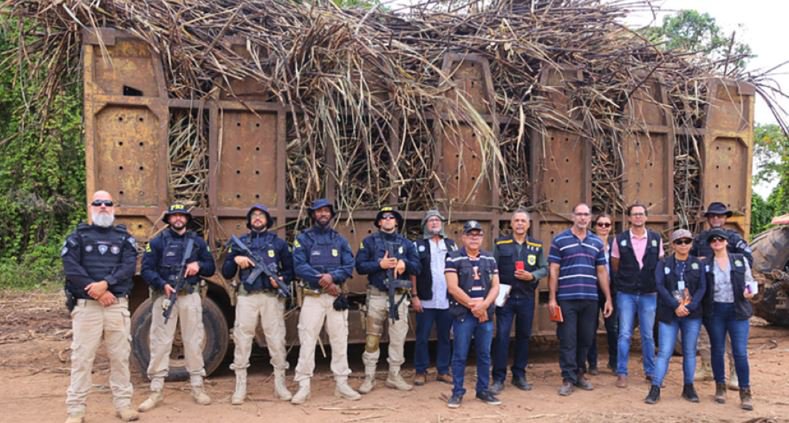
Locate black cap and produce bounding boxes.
[703,202,733,217]
[162,204,192,224]
[308,198,335,218]
[463,220,483,234]
[706,228,729,244]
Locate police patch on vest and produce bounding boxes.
[111,245,120,255]
[691,262,699,270]
[735,259,743,267]
[98,244,109,255]
[332,248,339,257]
[268,249,275,258]
[527,254,537,266]
[85,245,93,253]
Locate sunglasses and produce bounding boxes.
[673,239,692,245]
[596,222,612,228]
[91,200,114,207]
[710,236,726,243]
[381,214,396,220]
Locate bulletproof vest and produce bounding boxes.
[448,249,496,320]
[158,230,198,286]
[77,224,130,294]
[414,237,456,301]
[656,256,704,322]
[614,230,661,294]
[306,228,343,271]
[495,235,543,295]
[366,232,410,290]
[238,231,280,288]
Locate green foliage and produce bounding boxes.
[750,123,789,236]
[641,10,752,72]
[0,16,85,289]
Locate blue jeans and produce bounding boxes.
[706,302,750,388]
[653,318,702,386]
[414,308,453,375]
[451,315,494,397]
[492,295,535,382]
[616,291,656,377]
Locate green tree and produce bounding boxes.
[750,124,789,235]
[642,10,752,73]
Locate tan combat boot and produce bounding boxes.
[137,391,163,412]
[358,366,376,394]
[116,407,139,422]
[694,359,713,382]
[740,388,753,411]
[290,379,311,405]
[64,411,85,423]
[335,377,362,401]
[231,370,247,405]
[192,385,212,405]
[385,367,413,391]
[274,369,293,401]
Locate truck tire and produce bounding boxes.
[750,225,789,326]
[131,296,229,381]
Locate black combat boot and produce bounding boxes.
[644,385,660,404]
[681,384,699,402]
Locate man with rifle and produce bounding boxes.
[138,205,216,412]
[222,204,294,405]
[355,206,421,394]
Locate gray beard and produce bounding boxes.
[92,211,115,228]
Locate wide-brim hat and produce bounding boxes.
[162,204,192,224]
[703,202,733,217]
[375,206,404,228]
[246,204,273,229]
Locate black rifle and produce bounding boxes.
[162,238,195,324]
[230,235,291,299]
[383,243,411,321]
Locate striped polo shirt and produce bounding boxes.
[548,228,607,301]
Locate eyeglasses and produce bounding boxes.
[91,200,114,207]
[673,239,692,245]
[710,236,726,244]
[630,212,646,217]
[596,222,612,228]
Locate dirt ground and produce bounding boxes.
[1,291,787,423]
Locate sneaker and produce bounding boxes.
[644,385,660,405]
[436,373,453,384]
[558,381,574,396]
[575,377,594,391]
[447,393,463,409]
[414,373,426,386]
[489,380,504,394]
[512,376,532,391]
[476,390,502,405]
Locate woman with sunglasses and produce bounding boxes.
[645,229,706,405]
[586,213,617,374]
[703,227,756,410]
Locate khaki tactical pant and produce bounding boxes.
[66,298,133,414]
[294,293,351,382]
[363,287,410,369]
[230,292,289,372]
[147,292,206,389]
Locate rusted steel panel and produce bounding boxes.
[216,110,279,208]
[622,133,670,215]
[439,125,494,211]
[537,131,587,213]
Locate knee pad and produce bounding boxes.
[365,335,380,353]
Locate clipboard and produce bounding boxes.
[494,284,511,307]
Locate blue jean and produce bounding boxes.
[616,291,656,377]
[492,295,535,382]
[451,315,494,397]
[706,302,750,388]
[653,318,702,386]
[414,308,453,375]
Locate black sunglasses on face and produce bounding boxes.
[91,200,114,207]
[709,236,726,243]
[673,239,692,245]
[596,222,611,228]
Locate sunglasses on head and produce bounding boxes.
[91,200,113,207]
[710,236,726,243]
[596,222,611,228]
[673,239,692,245]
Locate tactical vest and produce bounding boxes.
[702,254,753,320]
[614,230,661,294]
[495,235,543,296]
[448,249,496,320]
[238,232,281,292]
[366,232,410,291]
[158,230,200,291]
[414,237,456,301]
[305,228,343,283]
[656,256,704,323]
[75,224,133,296]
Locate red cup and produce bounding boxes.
[515,260,525,271]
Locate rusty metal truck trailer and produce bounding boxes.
[81,29,755,378]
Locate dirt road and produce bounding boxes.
[1,291,787,422]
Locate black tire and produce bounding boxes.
[750,225,789,326]
[131,295,229,381]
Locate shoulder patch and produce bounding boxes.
[359,241,364,249]
[294,239,301,248]
[127,236,137,250]
[496,239,513,245]
[145,243,152,253]
[526,241,542,248]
